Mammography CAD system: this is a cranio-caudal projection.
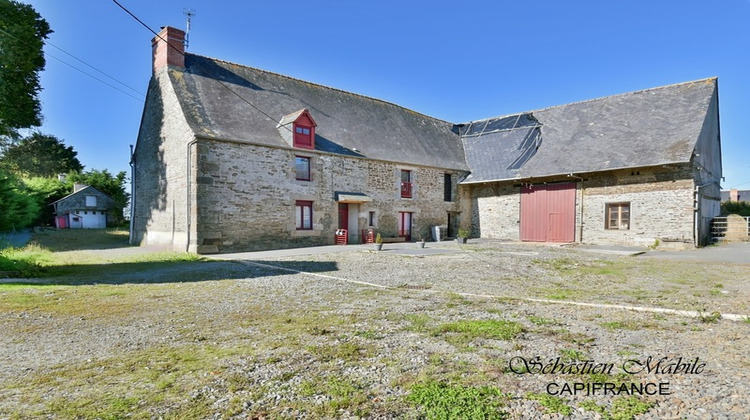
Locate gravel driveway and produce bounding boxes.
[1,240,748,419]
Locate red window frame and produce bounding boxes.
[295,200,313,230]
[400,170,412,198]
[295,156,311,181]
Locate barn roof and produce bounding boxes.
[461,78,718,183]
[168,54,469,170]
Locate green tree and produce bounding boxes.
[0,132,83,177]
[721,201,750,217]
[0,168,39,231]
[23,176,68,226]
[0,0,52,136]
[66,169,129,225]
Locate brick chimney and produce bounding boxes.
[152,26,185,74]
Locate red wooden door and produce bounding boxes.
[520,183,576,242]
[398,212,412,241]
[338,203,348,230]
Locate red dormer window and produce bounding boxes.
[292,110,316,149]
[294,125,313,148]
[279,109,317,149]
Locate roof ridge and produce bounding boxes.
[184,52,456,126]
[463,77,718,125]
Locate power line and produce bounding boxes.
[44,52,144,102]
[0,21,144,102]
[44,39,144,97]
[111,0,291,131]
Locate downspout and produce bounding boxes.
[186,139,198,252]
[567,173,584,243]
[129,145,136,244]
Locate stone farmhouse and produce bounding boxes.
[130,27,722,253]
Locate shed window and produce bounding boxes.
[605,202,630,230]
[295,156,311,181]
[295,200,313,230]
[85,195,97,207]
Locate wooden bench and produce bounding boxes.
[380,237,406,243]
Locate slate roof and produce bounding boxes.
[168,54,469,170]
[50,185,113,206]
[163,54,717,180]
[461,78,718,183]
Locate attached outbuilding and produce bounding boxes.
[460,78,722,247]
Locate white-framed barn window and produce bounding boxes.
[605,202,630,230]
[85,195,97,207]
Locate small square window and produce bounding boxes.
[295,156,311,181]
[295,200,313,230]
[605,202,630,230]
[85,195,97,207]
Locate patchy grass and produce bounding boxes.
[610,396,654,420]
[697,311,722,323]
[0,229,214,284]
[7,343,251,419]
[579,392,653,419]
[408,380,508,419]
[0,244,55,277]
[559,348,588,362]
[527,315,559,326]
[436,320,524,341]
[526,392,573,416]
[306,341,373,362]
[297,376,371,417]
[600,320,642,331]
[27,228,130,251]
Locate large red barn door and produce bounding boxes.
[520,182,576,242]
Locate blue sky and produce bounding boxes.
[21,0,750,189]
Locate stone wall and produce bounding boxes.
[467,167,698,247]
[131,70,195,250]
[192,139,466,253]
[469,183,520,240]
[581,169,695,246]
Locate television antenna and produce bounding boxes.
[183,8,196,50]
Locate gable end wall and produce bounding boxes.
[131,70,196,250]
